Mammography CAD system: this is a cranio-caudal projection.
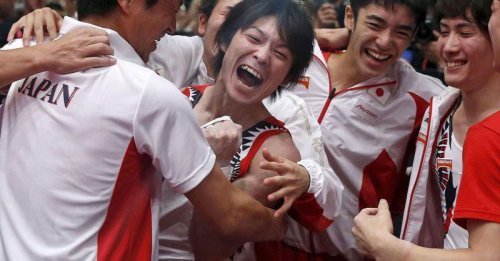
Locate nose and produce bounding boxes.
[375,29,392,50]
[442,32,460,53]
[253,45,271,65]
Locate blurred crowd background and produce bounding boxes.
[0,0,444,81]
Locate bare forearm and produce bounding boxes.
[186,168,285,244]
[189,211,244,260]
[2,27,115,89]
[200,181,284,242]
[315,28,350,50]
[0,47,46,88]
[376,235,492,261]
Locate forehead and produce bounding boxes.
[245,17,278,32]
[359,3,416,27]
[164,0,182,9]
[154,0,182,11]
[244,17,288,43]
[439,15,476,28]
[214,0,241,12]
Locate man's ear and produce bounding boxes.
[344,5,355,31]
[117,0,135,15]
[198,14,208,37]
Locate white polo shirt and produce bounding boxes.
[0,17,215,261]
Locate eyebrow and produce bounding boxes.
[439,21,478,30]
[365,14,415,32]
[247,26,289,48]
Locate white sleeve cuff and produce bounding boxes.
[297,158,324,195]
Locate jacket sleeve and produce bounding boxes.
[271,92,343,232]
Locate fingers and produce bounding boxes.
[203,124,219,139]
[266,184,293,202]
[23,13,34,46]
[260,160,291,174]
[263,174,285,186]
[7,8,64,43]
[7,19,25,42]
[79,43,115,58]
[352,226,361,240]
[65,28,110,47]
[34,11,46,44]
[44,9,61,40]
[261,148,285,164]
[273,198,293,217]
[78,56,117,70]
[76,27,109,39]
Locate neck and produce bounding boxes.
[451,72,500,146]
[196,80,269,129]
[328,51,371,91]
[202,50,216,79]
[82,14,148,63]
[81,15,121,35]
[459,75,500,126]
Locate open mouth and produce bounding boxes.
[446,61,467,69]
[365,49,391,62]
[237,65,263,87]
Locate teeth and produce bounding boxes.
[447,61,466,68]
[241,65,262,80]
[367,49,390,60]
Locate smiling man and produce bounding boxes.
[267,0,447,259]
[0,0,288,260]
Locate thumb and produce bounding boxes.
[378,199,389,211]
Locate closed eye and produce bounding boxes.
[366,22,383,30]
[245,33,262,44]
[439,30,450,37]
[396,30,412,39]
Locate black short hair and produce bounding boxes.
[78,0,160,20]
[198,0,218,18]
[213,0,315,100]
[350,0,427,29]
[434,0,492,34]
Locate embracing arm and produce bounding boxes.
[315,27,350,51]
[1,27,115,89]
[187,165,286,260]
[353,200,500,261]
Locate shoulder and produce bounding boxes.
[261,117,298,155]
[149,34,203,61]
[466,111,500,146]
[260,130,300,162]
[155,34,203,49]
[122,66,191,113]
[473,111,500,135]
[265,91,305,113]
[393,60,446,98]
[463,112,500,166]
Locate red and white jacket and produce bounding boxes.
[401,87,461,248]
[274,45,446,259]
